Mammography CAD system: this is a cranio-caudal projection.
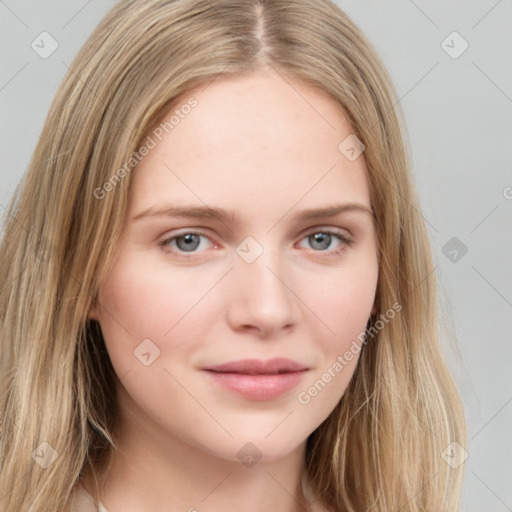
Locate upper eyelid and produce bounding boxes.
[161,225,351,239]
[301,225,351,236]
[160,229,217,244]
[297,226,353,245]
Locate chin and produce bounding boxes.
[193,428,309,466]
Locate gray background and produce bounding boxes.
[1,1,511,510]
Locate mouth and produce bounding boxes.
[204,357,309,374]
[202,358,309,401]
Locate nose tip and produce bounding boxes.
[226,252,300,338]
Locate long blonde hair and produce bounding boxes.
[0,0,466,510]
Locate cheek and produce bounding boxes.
[96,254,223,371]
[303,256,378,346]
[294,263,377,415]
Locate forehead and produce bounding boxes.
[130,70,371,219]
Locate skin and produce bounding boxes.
[88,68,379,512]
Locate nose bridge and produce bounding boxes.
[237,241,290,305]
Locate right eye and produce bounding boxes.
[159,231,217,256]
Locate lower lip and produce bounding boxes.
[203,370,307,401]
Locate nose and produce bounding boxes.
[226,248,301,338]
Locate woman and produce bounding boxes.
[0,0,466,510]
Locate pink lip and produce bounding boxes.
[203,358,309,401]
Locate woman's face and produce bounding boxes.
[91,69,378,463]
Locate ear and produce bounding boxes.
[371,303,377,316]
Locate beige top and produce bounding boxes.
[69,486,109,512]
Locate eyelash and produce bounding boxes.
[159,228,353,258]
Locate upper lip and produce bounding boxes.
[204,358,309,375]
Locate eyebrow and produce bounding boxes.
[132,202,374,223]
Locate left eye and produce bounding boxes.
[298,230,350,252]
